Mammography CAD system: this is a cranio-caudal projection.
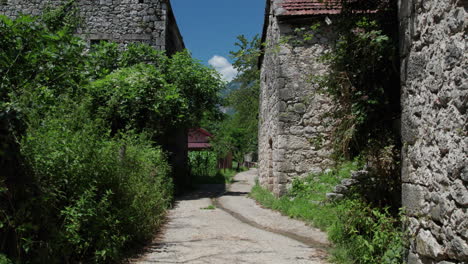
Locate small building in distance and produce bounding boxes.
[188,128,233,169]
[188,128,213,151]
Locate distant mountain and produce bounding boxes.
[221,81,241,98]
[219,81,241,115]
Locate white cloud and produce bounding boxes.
[208,55,238,82]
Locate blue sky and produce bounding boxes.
[171,0,266,81]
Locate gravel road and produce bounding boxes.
[133,168,330,264]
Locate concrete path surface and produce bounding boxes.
[133,168,330,264]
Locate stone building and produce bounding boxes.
[258,0,340,195]
[0,0,184,54]
[0,0,190,191]
[399,0,468,262]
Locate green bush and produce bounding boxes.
[18,109,172,262]
[0,254,12,264]
[188,151,238,184]
[329,200,405,264]
[189,151,219,179]
[86,63,181,135]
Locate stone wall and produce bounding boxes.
[399,0,468,262]
[259,0,336,196]
[0,0,184,53]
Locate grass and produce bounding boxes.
[200,205,216,210]
[249,161,406,264]
[249,161,357,230]
[250,184,337,230]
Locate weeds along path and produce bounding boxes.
[133,169,329,264]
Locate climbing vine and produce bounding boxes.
[313,0,401,208]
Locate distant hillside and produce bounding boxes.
[221,81,241,98]
[219,81,241,115]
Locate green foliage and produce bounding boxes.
[1,5,222,262]
[307,1,402,209]
[16,109,172,262]
[250,161,406,263]
[165,51,224,127]
[0,14,85,113]
[40,0,79,32]
[86,64,181,135]
[328,200,406,264]
[189,151,219,180]
[312,3,400,159]
[200,205,216,210]
[319,14,400,160]
[289,161,361,201]
[211,116,252,170]
[188,151,237,184]
[0,254,12,264]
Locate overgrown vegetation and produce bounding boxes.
[0,4,222,262]
[315,0,401,208]
[188,151,241,184]
[250,162,406,264]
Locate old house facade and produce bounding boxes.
[0,0,184,53]
[259,0,339,196]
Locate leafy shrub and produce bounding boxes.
[0,254,12,264]
[329,200,405,264]
[319,14,400,161]
[188,151,238,184]
[17,108,172,262]
[86,64,181,135]
[189,151,218,179]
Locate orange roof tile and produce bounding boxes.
[279,0,342,16]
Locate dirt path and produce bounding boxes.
[133,169,330,264]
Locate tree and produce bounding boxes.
[210,35,261,168]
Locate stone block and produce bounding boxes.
[406,251,423,264]
[449,236,468,259]
[341,178,358,187]
[451,180,468,206]
[402,184,427,216]
[326,193,344,201]
[293,103,306,113]
[401,112,419,145]
[415,229,444,258]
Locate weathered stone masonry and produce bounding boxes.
[259,0,336,196]
[399,0,468,263]
[0,0,184,53]
[261,0,467,261]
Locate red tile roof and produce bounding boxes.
[279,0,342,16]
[188,128,213,150]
